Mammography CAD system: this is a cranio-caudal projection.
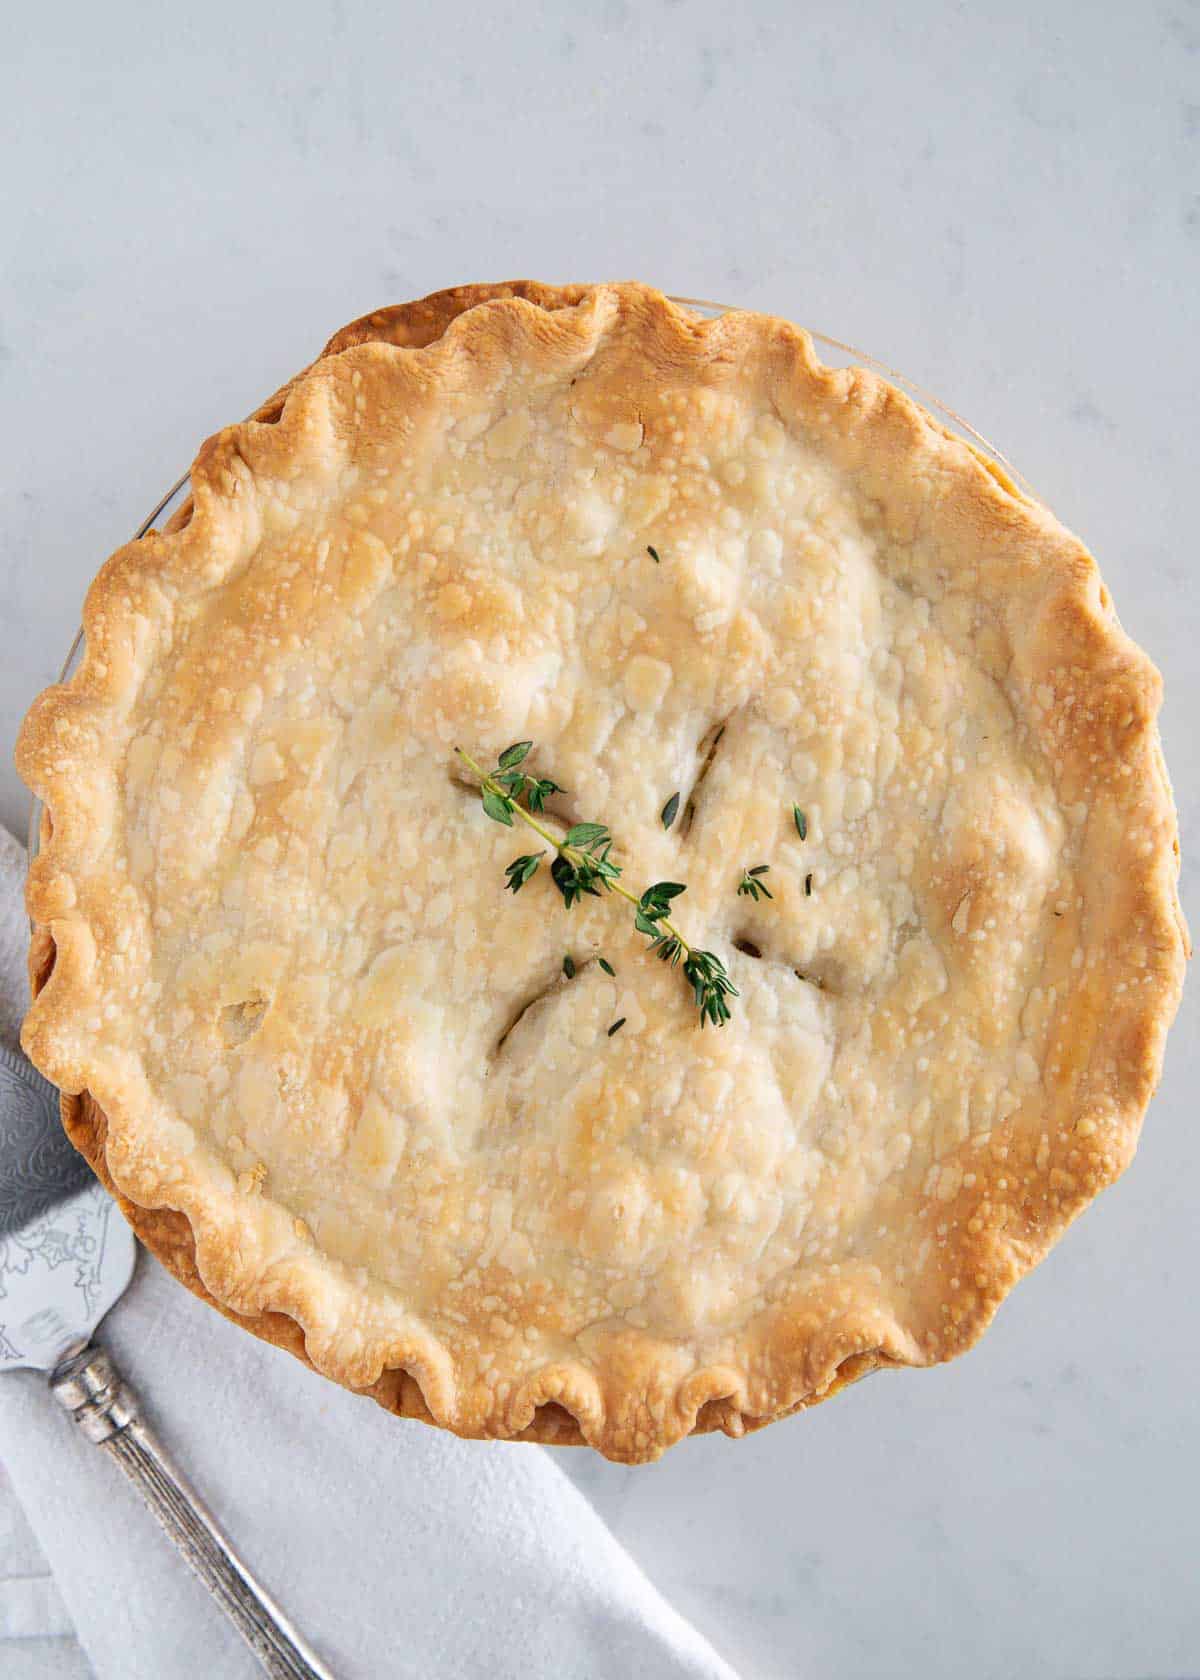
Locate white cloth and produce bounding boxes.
[0,824,737,1680]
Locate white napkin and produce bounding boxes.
[0,825,737,1680]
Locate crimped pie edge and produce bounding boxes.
[18,282,1188,1463]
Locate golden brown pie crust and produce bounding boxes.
[19,282,1188,1462]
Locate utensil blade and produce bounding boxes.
[0,1047,135,1372]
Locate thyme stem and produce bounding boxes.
[456,743,738,1026]
[455,747,697,963]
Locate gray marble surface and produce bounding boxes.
[3,2,1198,1675]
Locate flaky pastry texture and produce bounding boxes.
[19,283,1187,1462]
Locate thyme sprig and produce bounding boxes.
[456,742,739,1028]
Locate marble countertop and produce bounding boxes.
[4,2,1198,1675]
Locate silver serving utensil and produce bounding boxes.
[0,1041,334,1679]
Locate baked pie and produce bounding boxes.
[19,282,1187,1463]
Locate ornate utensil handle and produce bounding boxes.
[50,1343,335,1680]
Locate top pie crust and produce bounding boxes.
[19,282,1187,1462]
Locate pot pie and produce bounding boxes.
[19,282,1187,1463]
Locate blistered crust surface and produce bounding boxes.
[19,283,1186,1461]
